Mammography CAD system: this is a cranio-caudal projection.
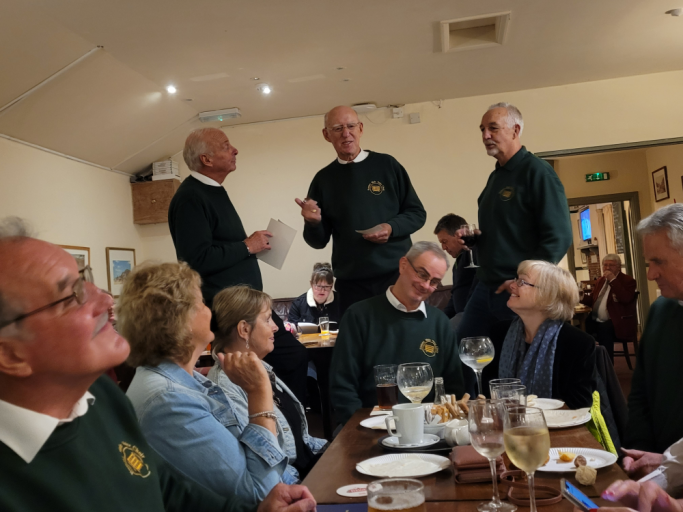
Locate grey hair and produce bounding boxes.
[0,217,34,334]
[487,102,524,136]
[183,128,221,172]
[406,241,450,269]
[603,254,622,265]
[518,260,578,322]
[637,204,683,254]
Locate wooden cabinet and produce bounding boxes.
[131,180,180,224]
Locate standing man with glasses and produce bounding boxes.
[329,242,464,425]
[295,105,426,317]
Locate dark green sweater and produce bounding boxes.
[625,298,683,453]
[329,294,465,424]
[0,376,250,512]
[303,151,426,280]
[476,147,572,287]
[169,175,262,305]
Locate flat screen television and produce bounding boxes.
[580,208,592,242]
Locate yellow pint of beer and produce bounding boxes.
[367,479,426,512]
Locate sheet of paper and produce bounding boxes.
[355,225,383,235]
[256,218,297,270]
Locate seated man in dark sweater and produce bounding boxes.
[0,219,315,512]
[330,242,465,424]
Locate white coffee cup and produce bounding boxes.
[444,418,471,446]
[385,403,425,445]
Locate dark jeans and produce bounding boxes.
[585,317,616,364]
[335,269,400,318]
[456,281,517,396]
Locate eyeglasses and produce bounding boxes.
[514,278,537,289]
[406,258,442,288]
[0,272,89,330]
[313,284,332,292]
[327,122,360,134]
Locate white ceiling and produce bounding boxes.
[2,0,683,173]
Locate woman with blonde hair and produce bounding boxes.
[486,260,596,409]
[287,263,340,326]
[210,285,327,480]
[118,262,293,506]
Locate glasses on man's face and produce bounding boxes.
[313,284,332,292]
[514,278,537,289]
[406,258,442,288]
[0,273,89,330]
[327,122,360,134]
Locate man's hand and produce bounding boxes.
[363,223,392,244]
[245,231,273,254]
[603,480,683,512]
[496,279,515,295]
[217,351,270,396]
[622,448,664,479]
[257,484,316,512]
[295,198,322,224]
[604,270,617,283]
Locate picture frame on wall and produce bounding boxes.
[59,245,90,270]
[106,247,136,297]
[581,252,587,265]
[652,166,670,202]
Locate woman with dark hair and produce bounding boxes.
[287,263,340,325]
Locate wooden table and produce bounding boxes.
[300,333,337,440]
[304,408,627,507]
[573,305,592,332]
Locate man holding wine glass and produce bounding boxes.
[329,242,465,424]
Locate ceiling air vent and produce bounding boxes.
[440,11,511,53]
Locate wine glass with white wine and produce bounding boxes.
[503,406,550,512]
[397,363,434,404]
[459,337,495,397]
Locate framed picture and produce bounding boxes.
[581,252,587,264]
[59,245,90,269]
[106,247,136,297]
[652,166,670,202]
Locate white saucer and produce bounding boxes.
[381,434,440,449]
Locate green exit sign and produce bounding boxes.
[585,172,610,182]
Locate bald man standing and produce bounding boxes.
[296,106,426,315]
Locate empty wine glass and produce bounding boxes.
[488,378,522,398]
[468,400,517,512]
[503,406,550,512]
[460,223,479,268]
[397,363,434,404]
[491,384,527,407]
[459,337,495,396]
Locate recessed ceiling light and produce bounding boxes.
[257,84,271,94]
[666,8,682,15]
[252,77,260,80]
[166,85,177,94]
[342,78,351,82]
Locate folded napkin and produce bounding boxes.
[450,445,506,484]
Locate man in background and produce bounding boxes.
[296,105,426,316]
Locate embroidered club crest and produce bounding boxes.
[419,339,439,357]
[368,181,384,195]
[499,186,514,201]
[119,442,151,478]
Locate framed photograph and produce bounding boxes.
[59,245,90,269]
[652,166,670,202]
[580,252,587,264]
[106,247,136,297]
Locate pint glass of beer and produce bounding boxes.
[374,364,399,410]
[367,478,425,512]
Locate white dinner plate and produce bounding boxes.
[381,434,441,449]
[537,447,618,472]
[360,416,394,429]
[531,398,565,410]
[356,453,450,478]
[543,408,591,429]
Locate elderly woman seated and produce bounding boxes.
[209,285,327,481]
[287,262,340,326]
[485,260,596,409]
[118,262,293,506]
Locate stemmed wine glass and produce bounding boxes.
[460,223,479,268]
[459,337,495,396]
[503,406,550,512]
[468,400,517,512]
[397,363,434,404]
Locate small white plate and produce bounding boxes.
[531,398,565,410]
[543,408,591,429]
[360,416,394,429]
[381,434,441,449]
[356,453,450,478]
[537,447,618,473]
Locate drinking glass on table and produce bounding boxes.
[460,223,480,268]
[491,384,527,407]
[468,400,517,512]
[374,364,399,411]
[489,378,521,398]
[503,406,550,512]
[459,337,495,397]
[367,478,426,512]
[319,316,330,337]
[397,363,434,404]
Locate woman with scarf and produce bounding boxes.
[485,260,596,410]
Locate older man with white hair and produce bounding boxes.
[455,102,573,395]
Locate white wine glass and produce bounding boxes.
[459,337,495,396]
[397,363,434,404]
[503,406,550,512]
[468,400,517,512]
[460,223,479,268]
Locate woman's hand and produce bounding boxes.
[622,448,664,479]
[603,480,683,512]
[218,351,270,396]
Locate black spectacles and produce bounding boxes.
[406,258,442,288]
[515,278,537,288]
[0,272,89,330]
[327,122,360,134]
[312,284,332,292]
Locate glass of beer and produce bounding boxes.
[367,478,425,512]
[374,364,399,410]
[503,406,550,512]
[319,316,330,337]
